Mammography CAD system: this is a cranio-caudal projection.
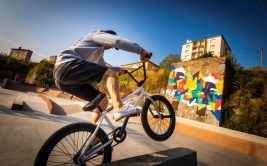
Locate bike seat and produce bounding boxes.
[82,93,106,111]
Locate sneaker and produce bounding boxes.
[113,106,137,121]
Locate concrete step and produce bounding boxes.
[11,92,49,112]
[105,147,197,166]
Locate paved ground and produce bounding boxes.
[0,108,265,166]
[0,87,266,166]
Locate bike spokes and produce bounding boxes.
[46,131,103,166]
[147,100,172,135]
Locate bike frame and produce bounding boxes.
[76,59,163,163]
[78,85,154,163]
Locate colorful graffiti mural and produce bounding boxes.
[166,65,224,122]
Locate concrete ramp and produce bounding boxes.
[39,94,85,115]
[106,147,197,166]
[0,87,83,115]
[0,88,17,109]
[16,93,49,113]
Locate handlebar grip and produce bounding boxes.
[118,70,128,76]
[144,52,153,58]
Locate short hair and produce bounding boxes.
[101,30,117,36]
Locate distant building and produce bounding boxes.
[9,47,33,62]
[181,35,231,61]
[121,61,159,71]
[48,55,57,64]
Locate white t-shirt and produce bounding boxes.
[55,30,142,67]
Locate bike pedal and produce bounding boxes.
[130,113,140,117]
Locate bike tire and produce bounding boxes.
[34,122,112,166]
[141,95,176,141]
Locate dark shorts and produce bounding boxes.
[53,59,108,101]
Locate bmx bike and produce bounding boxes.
[34,61,176,166]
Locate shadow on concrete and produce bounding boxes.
[105,147,197,166]
[0,107,83,124]
[50,100,67,115]
[198,161,209,166]
[0,105,144,138]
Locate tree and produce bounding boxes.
[26,59,54,87]
[222,61,267,137]
[199,52,213,59]
[0,56,35,80]
[159,54,181,70]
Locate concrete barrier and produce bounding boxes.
[175,117,267,161]
[105,147,197,166]
[176,117,267,145]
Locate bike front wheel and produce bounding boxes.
[34,122,112,166]
[141,95,176,141]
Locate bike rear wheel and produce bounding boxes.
[141,95,176,141]
[34,122,112,166]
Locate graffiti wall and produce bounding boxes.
[166,57,226,126]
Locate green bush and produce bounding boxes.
[198,52,213,59]
[222,60,267,137]
[26,59,54,86]
[159,54,181,70]
[0,56,35,80]
[247,78,264,98]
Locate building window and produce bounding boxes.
[185,50,189,53]
[186,45,190,49]
[210,45,215,49]
[210,39,215,44]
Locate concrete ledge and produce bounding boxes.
[175,116,267,162]
[105,147,197,166]
[176,117,267,145]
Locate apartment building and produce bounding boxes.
[181,35,231,61]
[9,47,33,62]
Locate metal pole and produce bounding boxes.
[260,48,264,68]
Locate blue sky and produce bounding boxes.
[0,0,266,68]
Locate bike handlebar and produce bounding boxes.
[122,52,152,87]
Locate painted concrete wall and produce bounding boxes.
[166,57,227,126]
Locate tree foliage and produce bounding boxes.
[0,56,35,80]
[222,61,267,137]
[159,54,181,70]
[198,52,213,59]
[26,59,54,86]
[97,68,169,99]
[0,56,34,74]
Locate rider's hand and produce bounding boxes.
[117,68,127,75]
[140,49,151,62]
